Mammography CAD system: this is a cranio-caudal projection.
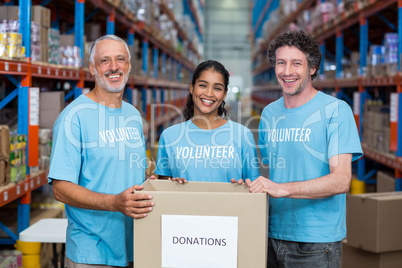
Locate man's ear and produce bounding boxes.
[89,62,95,76]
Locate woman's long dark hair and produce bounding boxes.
[183,60,230,121]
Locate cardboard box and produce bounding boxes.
[32,6,51,27]
[84,23,101,42]
[342,242,402,268]
[0,125,10,186]
[377,171,395,192]
[40,91,64,110]
[39,92,65,129]
[134,180,268,268]
[2,6,19,20]
[0,6,50,27]
[39,109,61,129]
[346,192,402,253]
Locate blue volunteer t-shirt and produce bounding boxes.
[259,91,363,243]
[48,95,146,266]
[155,120,259,182]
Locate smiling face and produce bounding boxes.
[89,39,131,93]
[275,45,315,96]
[190,68,227,118]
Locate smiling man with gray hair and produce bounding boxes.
[48,35,155,267]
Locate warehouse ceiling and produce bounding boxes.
[203,0,252,109]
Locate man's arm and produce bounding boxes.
[247,153,352,199]
[52,180,154,219]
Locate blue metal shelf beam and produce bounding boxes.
[0,88,18,110]
[399,3,402,71]
[40,0,52,6]
[335,31,343,79]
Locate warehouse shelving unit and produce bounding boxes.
[251,0,402,191]
[0,0,203,245]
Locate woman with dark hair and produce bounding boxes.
[155,60,259,183]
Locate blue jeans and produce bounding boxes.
[268,238,342,268]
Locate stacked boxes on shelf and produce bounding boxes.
[376,171,396,193]
[9,134,27,183]
[384,33,398,76]
[60,34,83,68]
[344,192,402,267]
[0,29,25,59]
[39,91,65,129]
[38,129,52,171]
[0,5,50,62]
[366,33,399,78]
[0,125,10,186]
[0,250,22,268]
[48,28,61,65]
[362,102,390,154]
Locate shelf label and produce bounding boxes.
[156,89,161,103]
[30,180,34,189]
[70,71,73,77]
[390,93,398,123]
[3,191,8,201]
[16,185,20,195]
[38,66,41,74]
[17,63,21,72]
[47,68,50,75]
[132,90,138,107]
[4,62,8,71]
[63,70,66,76]
[37,176,40,185]
[25,182,28,191]
[29,87,40,126]
[56,69,59,76]
[353,92,360,116]
[146,90,152,104]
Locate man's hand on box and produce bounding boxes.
[247,176,288,198]
[230,179,245,185]
[114,185,155,219]
[169,177,187,184]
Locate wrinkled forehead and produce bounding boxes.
[276,45,308,61]
[94,39,129,59]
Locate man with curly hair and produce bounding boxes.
[247,30,363,267]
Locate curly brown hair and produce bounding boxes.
[268,30,322,80]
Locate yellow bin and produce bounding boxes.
[22,254,40,268]
[15,240,41,255]
[350,178,365,195]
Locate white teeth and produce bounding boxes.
[202,99,213,104]
[108,75,120,79]
[284,79,296,82]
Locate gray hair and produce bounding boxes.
[89,35,131,64]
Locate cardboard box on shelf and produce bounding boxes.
[39,92,65,129]
[1,6,19,20]
[346,192,402,253]
[40,91,64,110]
[377,171,395,192]
[0,6,50,27]
[84,23,102,42]
[0,125,10,186]
[32,5,51,27]
[134,180,268,268]
[60,35,87,47]
[342,242,402,268]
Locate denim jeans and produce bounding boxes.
[268,238,342,268]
